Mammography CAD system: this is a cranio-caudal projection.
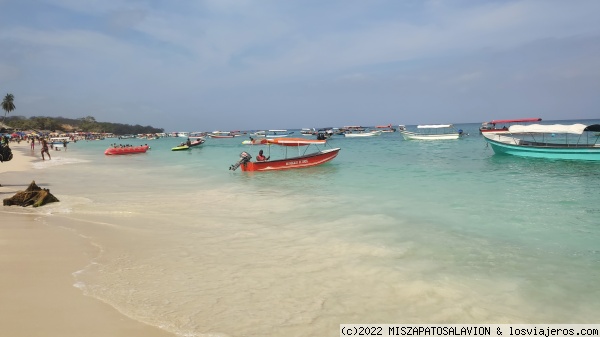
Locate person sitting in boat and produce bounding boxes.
[256,150,269,161]
[186,138,192,146]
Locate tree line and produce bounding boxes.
[4,115,164,135]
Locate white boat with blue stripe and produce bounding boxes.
[483,123,600,161]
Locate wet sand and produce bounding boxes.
[0,141,176,337]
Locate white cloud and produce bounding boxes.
[2,0,600,130]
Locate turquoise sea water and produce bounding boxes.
[2,119,600,337]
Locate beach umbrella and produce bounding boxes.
[11,132,18,138]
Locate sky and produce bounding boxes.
[1,0,599,132]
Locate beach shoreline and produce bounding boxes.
[2,126,600,336]
[0,142,176,337]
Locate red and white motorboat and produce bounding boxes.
[230,138,340,172]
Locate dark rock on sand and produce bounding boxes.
[3,180,59,207]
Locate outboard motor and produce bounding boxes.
[229,151,252,171]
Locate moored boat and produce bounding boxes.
[189,138,205,147]
[209,131,235,138]
[344,130,382,138]
[375,124,396,132]
[266,129,293,138]
[105,145,149,155]
[249,130,266,138]
[482,123,600,161]
[300,128,316,136]
[50,136,71,149]
[242,137,268,145]
[400,124,461,140]
[189,132,207,140]
[480,118,542,134]
[230,138,340,172]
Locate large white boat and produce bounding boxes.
[177,132,190,138]
[400,124,460,140]
[483,123,600,161]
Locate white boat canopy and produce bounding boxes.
[417,124,453,129]
[509,124,589,135]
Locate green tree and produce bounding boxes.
[2,93,15,123]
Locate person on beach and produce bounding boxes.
[30,138,34,150]
[256,149,269,161]
[41,139,51,160]
[63,139,67,151]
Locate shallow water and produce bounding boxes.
[3,119,600,336]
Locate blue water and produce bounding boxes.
[3,119,600,336]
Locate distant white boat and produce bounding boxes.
[209,131,235,138]
[300,128,316,136]
[400,124,460,140]
[266,130,292,138]
[177,132,190,138]
[50,136,70,148]
[189,132,206,140]
[249,130,266,137]
[344,130,382,138]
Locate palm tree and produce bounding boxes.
[2,93,16,123]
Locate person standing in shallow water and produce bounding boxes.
[41,139,51,160]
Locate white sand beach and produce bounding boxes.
[0,142,176,337]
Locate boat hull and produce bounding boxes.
[400,131,459,140]
[104,145,149,155]
[242,139,268,145]
[484,135,600,161]
[344,131,381,137]
[480,129,509,135]
[240,148,340,172]
[189,140,205,147]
